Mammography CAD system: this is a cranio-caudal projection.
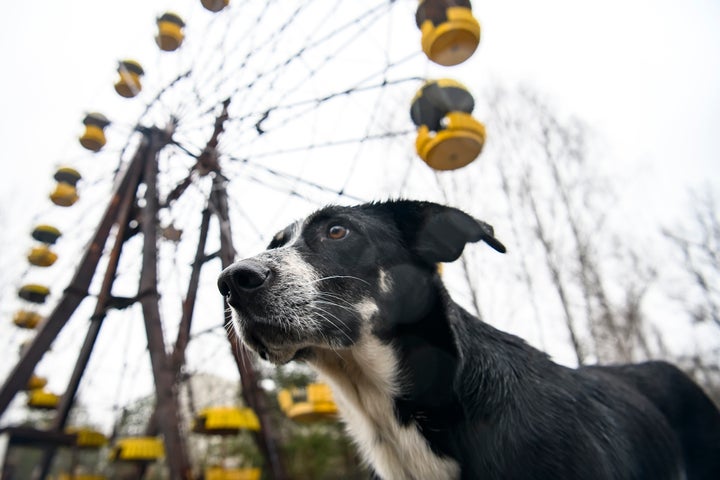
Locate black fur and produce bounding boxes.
[219,200,720,479]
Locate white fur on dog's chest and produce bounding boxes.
[311,333,460,480]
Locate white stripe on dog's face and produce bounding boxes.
[354,298,379,322]
[378,268,392,294]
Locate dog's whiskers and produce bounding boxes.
[310,298,362,325]
[311,275,370,286]
[308,305,354,344]
[314,299,357,314]
[314,292,357,308]
[315,322,353,363]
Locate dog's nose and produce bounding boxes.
[218,260,272,299]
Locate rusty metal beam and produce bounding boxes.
[134,205,211,444]
[138,127,193,480]
[136,204,212,447]
[211,172,289,480]
[172,206,213,373]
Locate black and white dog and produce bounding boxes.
[218,200,720,479]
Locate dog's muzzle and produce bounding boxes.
[217,251,329,364]
[218,258,307,363]
[218,259,273,307]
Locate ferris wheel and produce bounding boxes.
[0,1,487,479]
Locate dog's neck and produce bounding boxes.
[306,275,469,478]
[384,279,465,426]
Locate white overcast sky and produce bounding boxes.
[1,0,718,230]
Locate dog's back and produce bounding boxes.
[440,304,710,479]
[583,361,720,479]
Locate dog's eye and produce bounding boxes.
[327,225,348,240]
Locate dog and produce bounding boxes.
[218,199,720,479]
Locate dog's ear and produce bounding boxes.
[383,200,506,263]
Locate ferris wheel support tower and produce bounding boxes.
[0,102,288,480]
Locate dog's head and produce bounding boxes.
[218,200,505,364]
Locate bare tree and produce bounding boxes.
[435,85,660,365]
[664,188,720,329]
[663,188,720,398]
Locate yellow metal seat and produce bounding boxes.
[114,60,144,98]
[25,374,48,390]
[192,406,260,435]
[50,167,82,206]
[109,437,164,462]
[201,0,230,13]
[417,2,480,66]
[79,113,110,152]
[205,467,262,480]
[157,13,185,51]
[410,79,485,171]
[32,224,62,244]
[18,284,51,304]
[13,310,43,329]
[415,112,486,171]
[50,183,79,207]
[28,245,58,267]
[277,383,338,422]
[79,125,106,152]
[27,389,60,410]
[66,427,109,449]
